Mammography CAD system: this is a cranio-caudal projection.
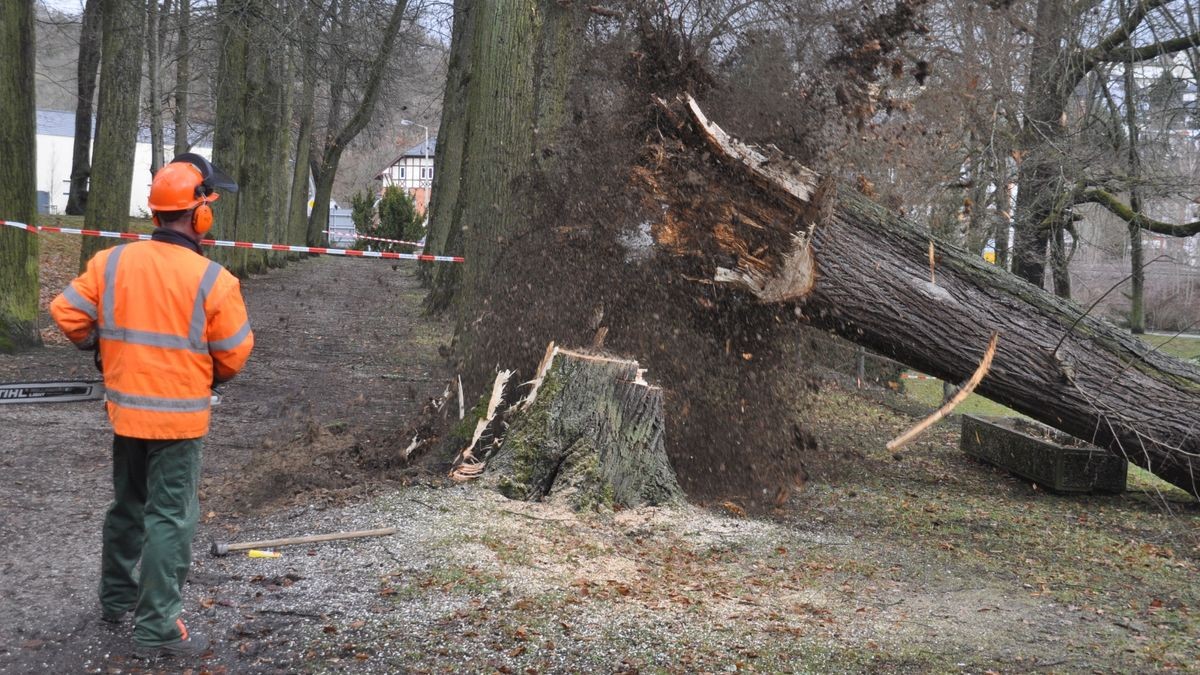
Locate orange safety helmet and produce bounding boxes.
[148,153,238,236]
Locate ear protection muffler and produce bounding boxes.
[192,196,214,236]
[148,193,215,235]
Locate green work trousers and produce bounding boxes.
[99,435,202,646]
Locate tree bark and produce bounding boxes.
[145,0,165,175]
[172,0,191,156]
[421,0,476,296]
[210,0,249,273]
[427,0,588,384]
[81,0,146,267]
[474,347,684,509]
[0,0,41,351]
[65,0,102,216]
[650,95,1200,498]
[286,0,321,253]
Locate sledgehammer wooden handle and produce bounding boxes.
[210,527,397,556]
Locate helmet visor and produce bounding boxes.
[170,152,239,194]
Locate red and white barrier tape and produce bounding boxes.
[901,373,936,380]
[1,220,463,263]
[323,230,424,247]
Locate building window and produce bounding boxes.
[421,167,433,180]
[397,166,406,179]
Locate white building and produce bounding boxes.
[375,136,436,214]
[35,109,214,218]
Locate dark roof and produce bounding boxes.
[36,108,213,148]
[374,136,438,179]
[400,136,437,158]
[36,109,85,138]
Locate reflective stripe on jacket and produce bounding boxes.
[50,240,254,439]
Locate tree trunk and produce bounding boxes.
[450,1,540,339]
[651,95,1200,498]
[232,0,278,275]
[307,162,336,247]
[210,0,250,273]
[472,347,684,509]
[286,0,320,253]
[1123,50,1145,334]
[172,0,190,156]
[428,0,588,385]
[81,0,146,268]
[145,0,165,174]
[1011,0,1069,294]
[421,0,476,295]
[0,0,41,352]
[270,13,295,265]
[288,78,314,251]
[65,0,102,216]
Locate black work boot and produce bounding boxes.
[132,632,210,659]
[100,609,129,625]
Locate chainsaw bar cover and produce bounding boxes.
[0,380,105,404]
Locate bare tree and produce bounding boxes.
[0,0,41,351]
[172,0,191,155]
[1012,0,1200,295]
[305,0,412,246]
[65,0,102,215]
[80,0,146,267]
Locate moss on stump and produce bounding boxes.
[483,348,683,510]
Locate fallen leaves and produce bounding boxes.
[720,501,746,517]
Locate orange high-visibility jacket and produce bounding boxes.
[51,240,254,439]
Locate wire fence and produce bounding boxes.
[796,328,913,390]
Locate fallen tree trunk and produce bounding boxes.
[459,345,684,509]
[643,95,1200,499]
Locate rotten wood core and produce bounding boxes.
[636,94,1200,499]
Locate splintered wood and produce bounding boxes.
[448,344,683,508]
[886,332,999,451]
[643,94,823,304]
[449,369,514,482]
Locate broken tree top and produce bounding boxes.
[638,94,1200,499]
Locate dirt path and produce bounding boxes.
[0,256,452,672]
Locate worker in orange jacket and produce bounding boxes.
[50,153,253,659]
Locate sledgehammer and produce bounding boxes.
[209,527,397,556]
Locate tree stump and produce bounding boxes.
[474,345,684,509]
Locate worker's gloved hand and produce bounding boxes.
[76,330,98,352]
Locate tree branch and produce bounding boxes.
[1081,187,1200,237]
[1065,0,1171,85]
[1098,30,1200,64]
[325,0,409,161]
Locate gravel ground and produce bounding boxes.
[2,249,1197,674]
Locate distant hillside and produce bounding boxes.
[34,6,84,111]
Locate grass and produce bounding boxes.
[900,333,1200,417]
[1141,333,1200,361]
[901,377,1023,417]
[802,386,1200,671]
